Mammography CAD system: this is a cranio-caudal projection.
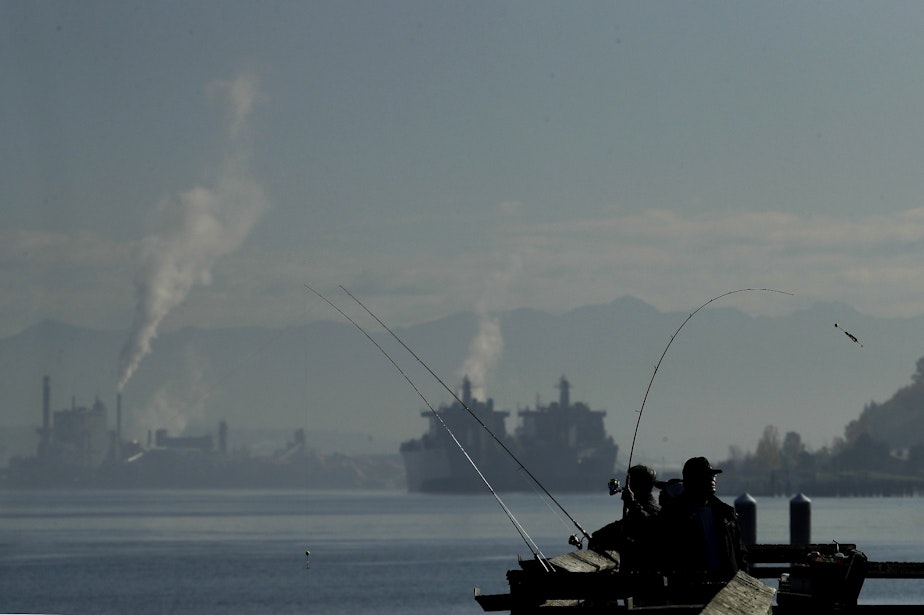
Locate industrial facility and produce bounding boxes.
[2,376,400,489]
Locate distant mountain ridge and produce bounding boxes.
[3,296,924,468]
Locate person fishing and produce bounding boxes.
[589,465,661,571]
[621,465,661,522]
[657,456,744,582]
[620,465,662,571]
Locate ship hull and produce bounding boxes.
[401,443,617,493]
[401,445,521,493]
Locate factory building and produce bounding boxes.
[52,397,109,467]
[37,375,111,468]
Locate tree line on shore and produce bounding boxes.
[715,356,924,497]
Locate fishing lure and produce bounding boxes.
[835,323,863,347]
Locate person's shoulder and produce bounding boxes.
[658,493,690,515]
[710,496,736,515]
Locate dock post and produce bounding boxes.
[734,493,757,545]
[790,492,811,545]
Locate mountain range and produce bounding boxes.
[3,296,923,469]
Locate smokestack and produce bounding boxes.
[42,375,50,442]
[116,393,122,461]
[558,376,570,408]
[462,376,472,406]
[218,420,228,455]
[37,375,52,459]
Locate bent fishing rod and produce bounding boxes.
[338,285,593,548]
[625,288,794,475]
[305,284,553,570]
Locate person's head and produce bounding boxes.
[656,477,684,506]
[682,456,722,499]
[627,465,656,495]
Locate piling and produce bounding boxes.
[789,492,811,545]
[734,493,757,545]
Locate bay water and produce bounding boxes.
[2,490,924,613]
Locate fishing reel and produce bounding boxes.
[607,478,623,496]
[568,534,584,550]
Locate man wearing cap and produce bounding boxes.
[657,456,744,582]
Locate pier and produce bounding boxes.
[475,493,924,614]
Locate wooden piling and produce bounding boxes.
[789,493,811,545]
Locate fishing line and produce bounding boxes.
[304,284,551,570]
[339,285,593,547]
[521,466,586,549]
[626,288,794,473]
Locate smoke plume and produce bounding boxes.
[457,254,522,400]
[129,351,211,438]
[459,315,503,401]
[117,72,269,391]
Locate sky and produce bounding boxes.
[5,1,924,360]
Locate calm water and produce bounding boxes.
[2,490,924,614]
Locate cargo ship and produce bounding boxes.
[400,376,618,493]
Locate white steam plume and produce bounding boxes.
[458,253,523,400]
[459,315,503,401]
[129,352,211,439]
[117,72,269,391]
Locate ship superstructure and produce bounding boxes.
[400,376,618,493]
[513,376,618,492]
[400,377,519,492]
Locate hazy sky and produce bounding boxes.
[5,1,924,343]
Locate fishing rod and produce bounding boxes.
[305,284,552,570]
[625,288,794,474]
[338,285,594,549]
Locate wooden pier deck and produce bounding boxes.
[475,542,924,614]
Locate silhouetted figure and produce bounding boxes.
[655,477,684,506]
[589,465,660,571]
[658,457,744,582]
[621,464,661,521]
[620,464,661,571]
